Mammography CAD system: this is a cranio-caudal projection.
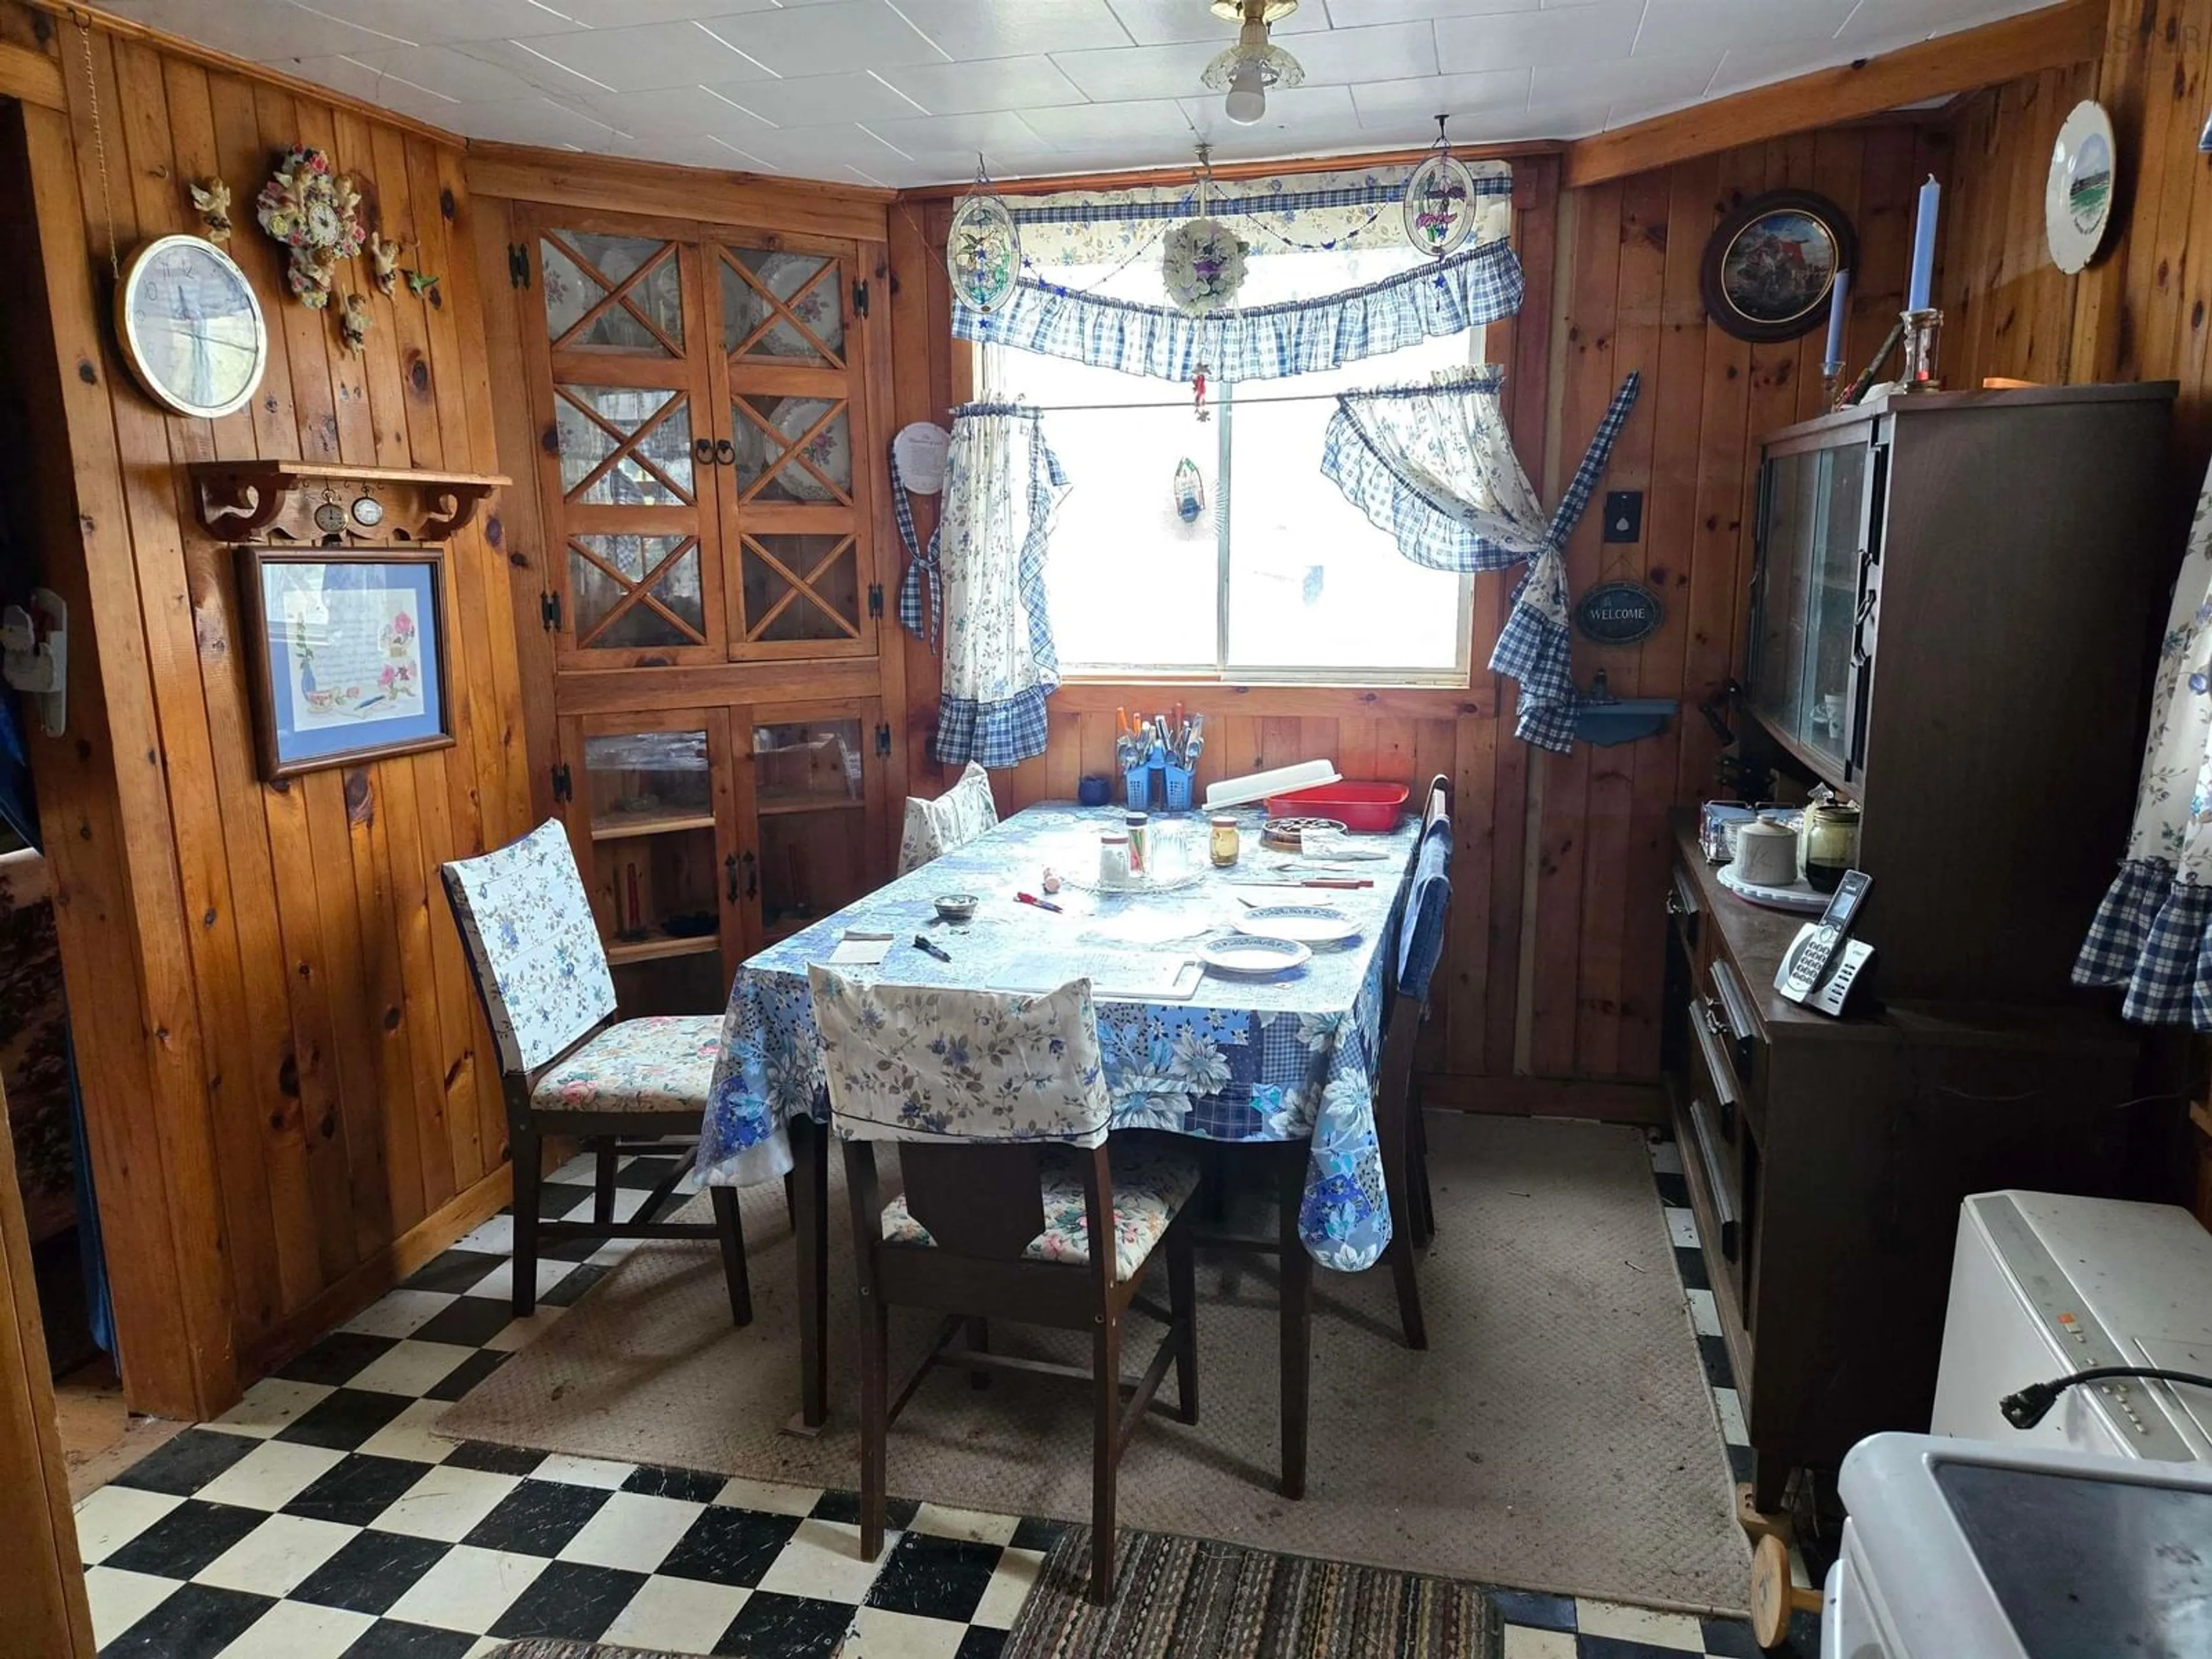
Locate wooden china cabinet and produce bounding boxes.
[511,206,897,1014]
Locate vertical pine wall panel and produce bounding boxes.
[0,1,529,1413]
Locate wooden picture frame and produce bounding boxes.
[235,546,455,780]
[1700,189,1857,344]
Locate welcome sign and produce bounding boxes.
[1574,581,1665,646]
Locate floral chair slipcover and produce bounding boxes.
[808,968,1199,1280]
[896,759,1000,877]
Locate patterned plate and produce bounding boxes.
[1236,904,1361,946]
[1199,933,1313,976]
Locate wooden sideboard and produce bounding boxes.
[1662,817,2141,1509]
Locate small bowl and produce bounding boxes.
[933,893,979,923]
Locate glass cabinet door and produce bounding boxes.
[529,219,725,667]
[1750,437,1872,774]
[739,703,886,945]
[710,241,879,661]
[562,713,739,1014]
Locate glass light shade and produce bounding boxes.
[1210,0,1298,19]
[1200,39,1305,93]
[1224,60,1266,124]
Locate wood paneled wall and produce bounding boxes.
[888,131,1941,1092]
[0,2,529,1416]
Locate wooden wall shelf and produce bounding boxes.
[188,461,509,544]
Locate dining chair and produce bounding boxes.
[1376,815,1454,1348]
[809,967,1200,1604]
[896,758,999,875]
[441,819,751,1323]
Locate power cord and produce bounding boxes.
[2001,1367,2212,1430]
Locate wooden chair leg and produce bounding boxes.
[594,1138,618,1225]
[1167,1222,1199,1425]
[1410,1096,1436,1247]
[1090,1311,1122,1604]
[710,1185,752,1327]
[1374,1070,1427,1349]
[1385,1230,1427,1352]
[782,1169,796,1233]
[793,1118,831,1430]
[1278,1147,1311,1501]
[510,1127,542,1319]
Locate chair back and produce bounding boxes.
[1420,773,1452,836]
[897,759,999,875]
[441,819,616,1077]
[1396,818,1454,1007]
[809,968,1109,1146]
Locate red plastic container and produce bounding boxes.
[1263,781,1409,832]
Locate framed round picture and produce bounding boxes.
[2046,100,2116,274]
[1700,190,1857,344]
[113,234,268,419]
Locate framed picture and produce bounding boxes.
[236,547,454,779]
[1700,190,1857,344]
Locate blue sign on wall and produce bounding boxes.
[1574,580,1665,646]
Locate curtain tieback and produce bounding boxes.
[891,445,943,652]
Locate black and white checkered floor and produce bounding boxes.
[73,1142,1819,1659]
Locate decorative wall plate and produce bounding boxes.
[113,234,268,419]
[1402,150,1480,258]
[892,421,950,493]
[2046,100,2116,274]
[946,191,1020,315]
[1699,190,1856,344]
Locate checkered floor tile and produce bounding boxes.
[74,1144,1819,1658]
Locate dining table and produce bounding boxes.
[691,801,1425,1468]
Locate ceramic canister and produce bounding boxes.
[1733,816,1801,887]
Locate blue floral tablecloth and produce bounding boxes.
[695,804,1421,1272]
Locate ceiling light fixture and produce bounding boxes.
[1202,0,1304,127]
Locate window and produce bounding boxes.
[988,245,1479,686]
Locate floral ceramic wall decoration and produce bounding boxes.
[1163,217,1246,315]
[255,145,365,310]
[188,176,232,243]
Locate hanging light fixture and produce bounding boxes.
[1202,0,1304,127]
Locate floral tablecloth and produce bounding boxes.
[695,804,1421,1271]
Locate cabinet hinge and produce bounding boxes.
[876,723,892,757]
[867,582,884,619]
[509,243,531,289]
[851,278,870,319]
[551,762,572,802]
[540,590,562,631]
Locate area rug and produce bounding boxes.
[440,1115,1749,1615]
[1001,1528,1501,1658]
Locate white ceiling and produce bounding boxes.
[101,0,2054,188]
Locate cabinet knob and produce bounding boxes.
[694,437,716,465]
[715,438,737,467]
[725,853,739,904]
[741,849,757,900]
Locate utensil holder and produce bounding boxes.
[1162,764,1193,813]
[1122,765,1153,812]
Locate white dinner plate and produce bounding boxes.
[1236,904,1361,946]
[1199,934,1313,976]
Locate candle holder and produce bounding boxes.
[1900,306,1943,392]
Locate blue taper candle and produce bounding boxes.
[1907,175,1940,312]
[1824,267,1851,369]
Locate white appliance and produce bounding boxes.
[1930,1190,2212,1461]
[1823,1432,2212,1658]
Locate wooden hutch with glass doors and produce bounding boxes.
[508,203,899,1015]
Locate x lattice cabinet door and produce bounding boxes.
[525,214,726,668]
[707,234,881,662]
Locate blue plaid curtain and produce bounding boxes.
[1321,369,1642,752]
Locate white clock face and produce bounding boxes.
[118,235,267,419]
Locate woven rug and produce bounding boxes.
[441,1114,1748,1614]
[1002,1528,1501,1659]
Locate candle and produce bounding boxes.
[1907,175,1940,312]
[1824,267,1851,370]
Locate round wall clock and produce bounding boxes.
[113,234,268,419]
[1699,190,1856,344]
[2046,100,2116,274]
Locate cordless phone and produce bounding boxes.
[1777,869,1873,1014]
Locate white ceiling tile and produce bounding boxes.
[1053,20,1431,103]
[1048,40,1222,103]
[111,0,410,59]
[862,109,1054,158]
[1016,97,1192,149]
[1434,0,1643,69]
[1323,0,1539,23]
[284,0,596,45]
[698,2,949,74]
[272,53,467,122]
[1178,82,1361,146]
[565,86,776,141]
[1633,0,1859,55]
[517,0,773,28]
[495,18,781,93]
[711,124,910,175]
[1531,52,1721,105]
[461,94,632,148]
[1269,21,1438,82]
[1350,69,1532,128]
[874,55,1090,115]
[305,42,543,105]
[1837,0,2037,41]
[895,0,1132,59]
[702,70,929,126]
[1104,0,1334,47]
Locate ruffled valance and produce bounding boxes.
[952,238,1525,384]
[1322,366,1642,752]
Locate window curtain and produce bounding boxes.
[2076,457,2212,1024]
[1321,366,1642,752]
[952,161,1522,382]
[930,403,1070,770]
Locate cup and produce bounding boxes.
[1733,817,1801,888]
